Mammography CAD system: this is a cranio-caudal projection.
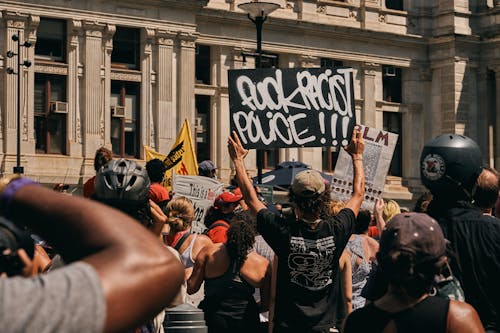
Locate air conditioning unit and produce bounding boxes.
[383,66,397,77]
[50,101,68,114]
[111,105,125,118]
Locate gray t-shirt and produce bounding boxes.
[0,262,105,333]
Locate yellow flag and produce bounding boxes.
[144,119,198,191]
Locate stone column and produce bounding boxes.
[362,62,379,128]
[25,15,39,155]
[476,68,490,163]
[177,32,197,132]
[155,30,176,152]
[67,19,82,156]
[141,28,155,155]
[102,24,114,149]
[82,21,106,157]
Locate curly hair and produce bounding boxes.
[94,147,113,172]
[226,219,256,269]
[288,185,332,218]
[165,196,195,233]
[146,158,167,183]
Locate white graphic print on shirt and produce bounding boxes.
[288,236,336,290]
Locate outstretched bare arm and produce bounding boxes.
[8,181,184,333]
[228,131,266,215]
[344,126,365,217]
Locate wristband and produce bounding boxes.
[0,177,38,219]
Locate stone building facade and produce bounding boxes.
[0,0,498,202]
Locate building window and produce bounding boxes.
[383,112,402,177]
[195,95,211,162]
[322,147,339,173]
[112,27,140,70]
[34,74,67,154]
[35,18,66,62]
[110,82,140,157]
[386,0,404,10]
[320,58,343,68]
[260,52,279,69]
[382,65,402,103]
[196,45,211,85]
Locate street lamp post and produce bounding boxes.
[238,1,280,184]
[6,30,32,175]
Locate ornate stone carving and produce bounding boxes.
[27,15,40,43]
[317,5,326,14]
[103,24,116,52]
[178,32,198,48]
[156,30,176,46]
[300,54,319,68]
[143,28,155,55]
[363,62,380,76]
[110,70,142,82]
[378,14,386,23]
[70,20,82,46]
[34,62,69,75]
[83,21,105,38]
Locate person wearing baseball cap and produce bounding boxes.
[228,127,365,333]
[198,160,217,179]
[344,213,484,333]
[204,191,243,243]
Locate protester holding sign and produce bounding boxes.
[228,127,365,333]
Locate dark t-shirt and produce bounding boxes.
[344,296,449,333]
[257,207,355,332]
[428,200,500,331]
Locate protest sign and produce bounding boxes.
[332,125,398,211]
[228,67,356,149]
[172,174,225,234]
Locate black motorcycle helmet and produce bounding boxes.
[95,159,152,224]
[420,134,482,200]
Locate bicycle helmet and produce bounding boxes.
[95,159,150,204]
[420,134,482,199]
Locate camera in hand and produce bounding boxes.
[0,217,34,277]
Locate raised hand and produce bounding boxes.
[344,126,364,158]
[228,131,249,161]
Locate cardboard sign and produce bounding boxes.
[332,125,399,211]
[229,67,356,149]
[172,175,225,234]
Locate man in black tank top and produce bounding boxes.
[344,213,484,333]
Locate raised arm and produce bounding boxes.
[228,131,266,215]
[5,178,184,333]
[344,127,365,217]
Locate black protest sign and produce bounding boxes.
[228,67,356,149]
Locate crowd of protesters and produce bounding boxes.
[0,128,499,333]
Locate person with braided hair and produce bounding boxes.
[187,219,271,333]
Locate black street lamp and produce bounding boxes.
[238,1,280,184]
[6,30,32,175]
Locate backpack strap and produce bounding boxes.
[174,232,190,251]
